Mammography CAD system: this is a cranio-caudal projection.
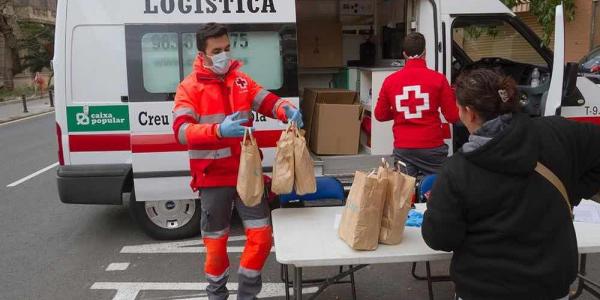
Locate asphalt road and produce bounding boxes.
[1,113,599,300]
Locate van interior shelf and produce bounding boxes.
[298,67,345,75]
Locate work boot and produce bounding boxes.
[206,270,229,300]
[237,267,262,300]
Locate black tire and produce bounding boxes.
[128,192,201,240]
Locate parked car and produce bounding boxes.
[580,47,600,84]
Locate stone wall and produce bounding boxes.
[0,0,55,89]
[14,0,56,11]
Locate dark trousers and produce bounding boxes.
[393,144,449,177]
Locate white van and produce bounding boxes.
[54,0,600,239]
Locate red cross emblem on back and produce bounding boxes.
[235,77,248,89]
[395,85,430,119]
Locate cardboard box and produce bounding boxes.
[302,88,361,155]
[302,88,358,143]
[297,21,343,68]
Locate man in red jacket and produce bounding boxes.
[375,32,459,177]
[172,23,303,300]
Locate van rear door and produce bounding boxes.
[125,26,195,202]
[66,24,131,166]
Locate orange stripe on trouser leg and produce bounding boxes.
[240,226,273,271]
[203,236,229,277]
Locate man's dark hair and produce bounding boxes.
[403,32,426,57]
[196,23,229,52]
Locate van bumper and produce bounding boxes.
[57,164,131,205]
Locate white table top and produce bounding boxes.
[574,222,600,254]
[272,206,600,267]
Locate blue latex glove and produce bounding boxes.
[406,210,424,228]
[218,112,249,138]
[283,105,304,128]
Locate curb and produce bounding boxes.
[0,96,47,107]
[0,109,55,125]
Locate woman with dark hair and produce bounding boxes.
[422,68,600,300]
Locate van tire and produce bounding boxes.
[128,192,201,240]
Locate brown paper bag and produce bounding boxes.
[293,128,317,195]
[271,125,295,195]
[379,162,416,245]
[338,169,387,251]
[237,128,264,207]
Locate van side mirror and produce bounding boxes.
[563,62,579,97]
[562,62,585,106]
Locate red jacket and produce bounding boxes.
[375,59,459,149]
[173,56,290,189]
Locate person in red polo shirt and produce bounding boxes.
[172,23,303,300]
[375,32,459,177]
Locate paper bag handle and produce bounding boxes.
[292,122,306,138]
[380,158,390,169]
[396,160,408,175]
[242,127,255,145]
[286,121,298,134]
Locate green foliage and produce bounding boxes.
[501,0,575,46]
[0,86,35,101]
[465,25,500,40]
[18,21,54,75]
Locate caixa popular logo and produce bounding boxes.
[67,105,130,132]
[144,0,277,15]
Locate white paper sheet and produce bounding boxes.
[574,199,600,224]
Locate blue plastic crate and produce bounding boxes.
[279,176,345,204]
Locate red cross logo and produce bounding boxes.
[235,77,248,89]
[395,85,430,119]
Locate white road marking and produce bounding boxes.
[121,245,261,254]
[90,282,317,300]
[6,162,59,187]
[106,263,131,271]
[120,235,276,254]
[0,111,54,127]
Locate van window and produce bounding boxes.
[182,32,283,90]
[141,32,181,93]
[453,20,546,66]
[71,26,128,103]
[125,24,297,102]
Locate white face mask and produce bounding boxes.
[208,51,231,75]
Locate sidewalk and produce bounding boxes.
[0,97,54,124]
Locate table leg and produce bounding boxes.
[426,261,434,300]
[576,274,600,298]
[283,265,290,300]
[571,254,587,299]
[412,262,428,280]
[294,266,303,300]
[350,265,358,300]
[570,254,600,300]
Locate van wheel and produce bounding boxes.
[129,192,201,240]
